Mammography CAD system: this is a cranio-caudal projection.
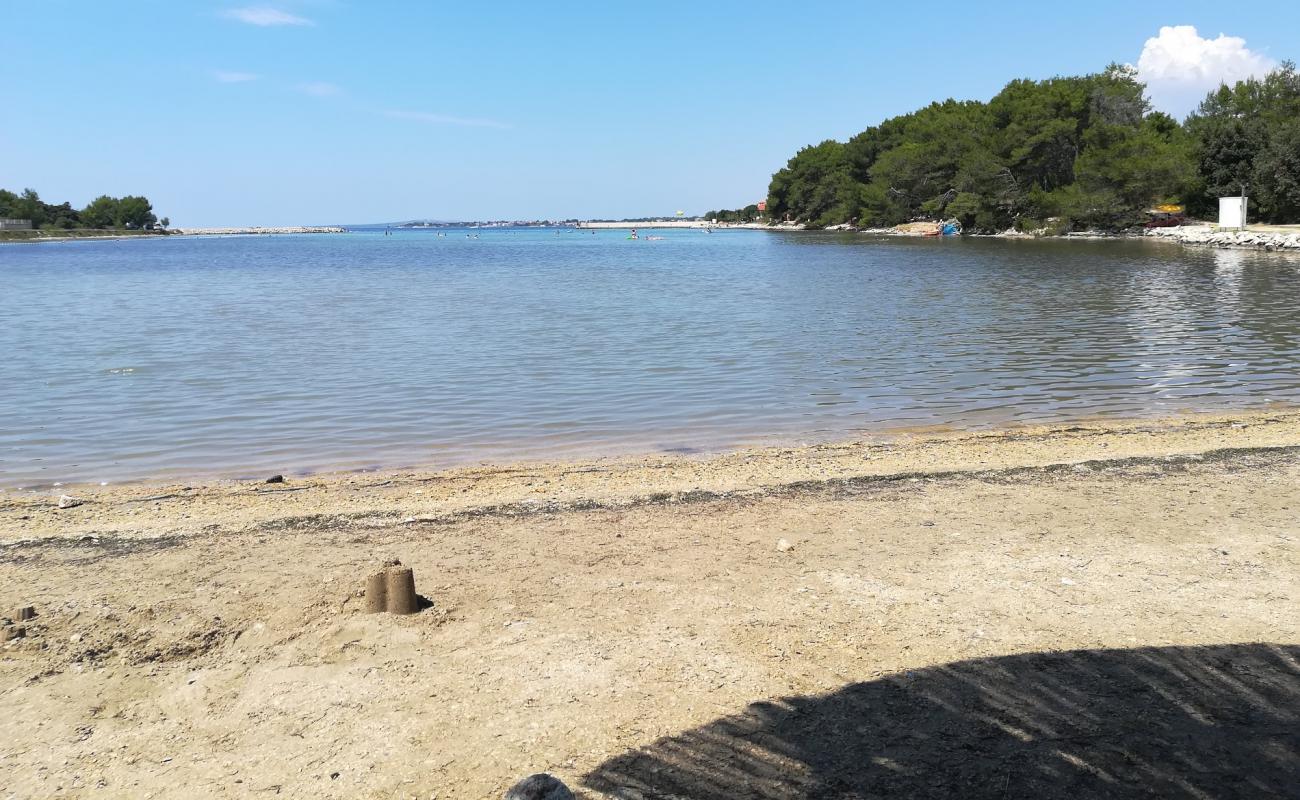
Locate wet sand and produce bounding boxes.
[1,411,1298,798]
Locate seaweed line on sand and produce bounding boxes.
[5,442,1296,565]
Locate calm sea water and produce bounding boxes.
[3,228,1300,489]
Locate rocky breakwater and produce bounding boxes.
[173,226,346,236]
[1146,225,1300,251]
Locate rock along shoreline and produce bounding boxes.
[842,222,1300,252]
[172,226,346,236]
[1142,224,1300,251]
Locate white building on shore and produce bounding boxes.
[1218,196,1248,230]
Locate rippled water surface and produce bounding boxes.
[3,229,1300,487]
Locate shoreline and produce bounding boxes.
[576,220,807,230]
[0,231,169,244]
[847,222,1300,250]
[2,407,1296,797]
[576,220,1300,251]
[7,407,1300,544]
[8,222,1298,251]
[14,406,1283,495]
[1142,223,1300,250]
[0,226,346,244]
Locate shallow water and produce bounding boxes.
[3,229,1299,488]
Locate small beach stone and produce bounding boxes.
[504,773,573,800]
[265,474,285,484]
[14,606,37,621]
[776,538,794,552]
[57,495,84,509]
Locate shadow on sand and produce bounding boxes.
[583,643,1299,799]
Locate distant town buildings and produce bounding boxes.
[0,218,32,230]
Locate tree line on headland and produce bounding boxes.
[747,62,1299,232]
[703,204,763,223]
[0,188,167,230]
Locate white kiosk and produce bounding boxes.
[1218,196,1248,230]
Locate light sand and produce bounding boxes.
[1,411,1297,798]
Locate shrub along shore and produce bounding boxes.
[0,188,166,232]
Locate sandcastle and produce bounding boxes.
[364,559,420,615]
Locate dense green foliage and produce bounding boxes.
[1185,63,1300,223]
[704,204,761,223]
[766,63,1300,231]
[0,188,162,230]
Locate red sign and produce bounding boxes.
[757,200,767,212]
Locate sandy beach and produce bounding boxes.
[11,7,1300,799]
[2,410,1297,798]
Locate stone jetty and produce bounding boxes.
[1145,224,1300,251]
[173,226,346,236]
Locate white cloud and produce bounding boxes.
[1136,25,1276,117]
[214,70,259,83]
[385,110,511,130]
[222,7,313,26]
[297,81,341,97]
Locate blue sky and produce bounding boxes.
[3,1,1296,225]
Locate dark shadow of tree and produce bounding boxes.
[583,644,1299,799]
